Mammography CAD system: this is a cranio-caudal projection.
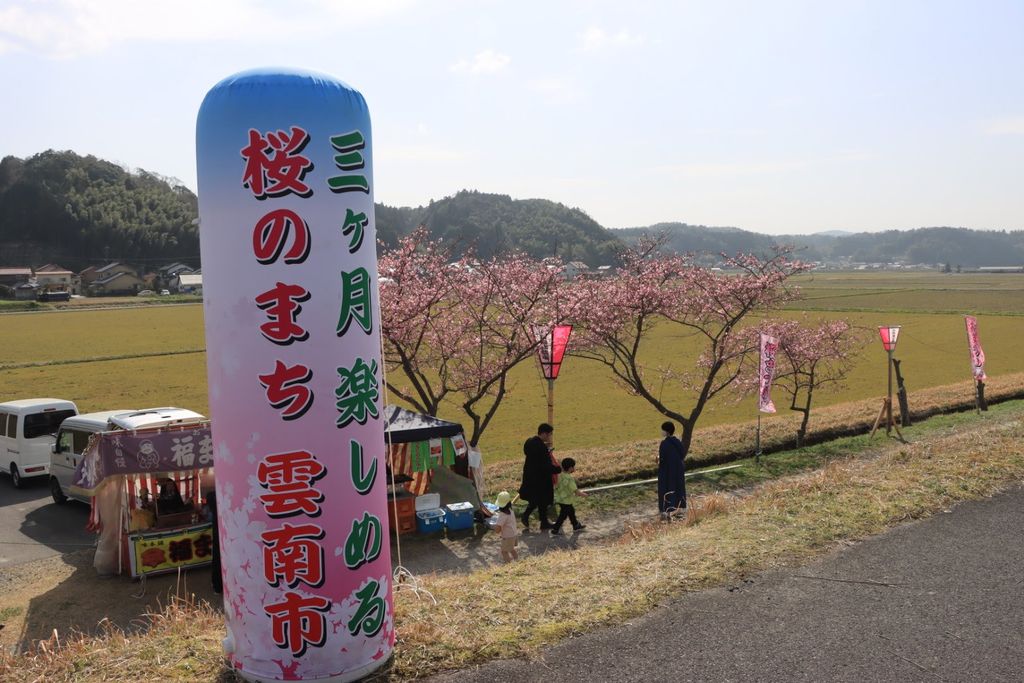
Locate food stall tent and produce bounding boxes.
[383,406,485,532]
[71,421,214,578]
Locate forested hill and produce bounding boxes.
[785,227,1024,266]
[2,150,1022,271]
[0,152,623,269]
[0,151,199,271]
[617,222,777,262]
[375,190,623,265]
[619,223,1024,267]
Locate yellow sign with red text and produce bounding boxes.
[128,523,214,577]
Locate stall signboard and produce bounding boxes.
[73,426,212,496]
[128,523,214,578]
[197,69,393,682]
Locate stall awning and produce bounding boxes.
[384,406,465,443]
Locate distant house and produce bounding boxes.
[562,261,591,280]
[0,267,33,287]
[89,271,144,296]
[33,264,73,291]
[82,262,140,287]
[595,265,614,277]
[174,272,203,294]
[978,266,1024,273]
[14,281,39,300]
[159,262,195,278]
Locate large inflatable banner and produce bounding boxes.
[196,69,393,682]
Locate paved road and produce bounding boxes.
[0,475,94,566]
[431,486,1024,683]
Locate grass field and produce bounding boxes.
[2,273,1022,462]
[788,271,1024,314]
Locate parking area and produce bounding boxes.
[0,474,95,567]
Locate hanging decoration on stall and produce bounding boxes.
[964,315,987,381]
[72,426,212,495]
[197,69,393,682]
[758,332,780,414]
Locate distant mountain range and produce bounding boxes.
[2,150,1022,271]
[617,222,1024,267]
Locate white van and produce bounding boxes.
[0,399,79,488]
[50,407,206,505]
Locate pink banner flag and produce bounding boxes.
[758,333,780,414]
[964,315,987,381]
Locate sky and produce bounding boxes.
[1,0,1022,235]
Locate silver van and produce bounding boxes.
[50,407,206,504]
[0,398,79,488]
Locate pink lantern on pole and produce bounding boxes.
[878,325,901,352]
[535,324,573,380]
[874,324,902,438]
[533,324,573,432]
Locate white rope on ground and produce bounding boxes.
[378,329,432,602]
[579,463,744,494]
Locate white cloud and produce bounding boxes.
[579,26,645,52]
[0,0,414,59]
[449,49,511,75]
[981,117,1024,136]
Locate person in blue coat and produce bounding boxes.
[658,421,686,516]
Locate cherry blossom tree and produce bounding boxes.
[448,254,566,447]
[569,240,810,458]
[379,230,566,447]
[377,227,466,416]
[762,318,867,447]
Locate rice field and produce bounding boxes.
[2,272,1023,463]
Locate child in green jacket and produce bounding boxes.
[551,457,587,535]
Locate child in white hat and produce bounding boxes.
[494,491,519,562]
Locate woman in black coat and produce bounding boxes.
[519,423,561,529]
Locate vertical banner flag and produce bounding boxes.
[964,315,987,381]
[197,69,393,682]
[758,333,780,414]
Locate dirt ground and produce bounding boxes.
[0,496,665,655]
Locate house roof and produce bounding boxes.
[35,268,73,276]
[94,271,141,286]
[95,262,128,274]
[0,267,32,276]
[35,263,67,272]
[160,262,194,274]
[178,273,203,286]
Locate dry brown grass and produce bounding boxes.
[1,592,229,683]
[383,407,1024,679]
[483,372,1024,496]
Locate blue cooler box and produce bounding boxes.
[444,501,475,531]
[415,493,444,534]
